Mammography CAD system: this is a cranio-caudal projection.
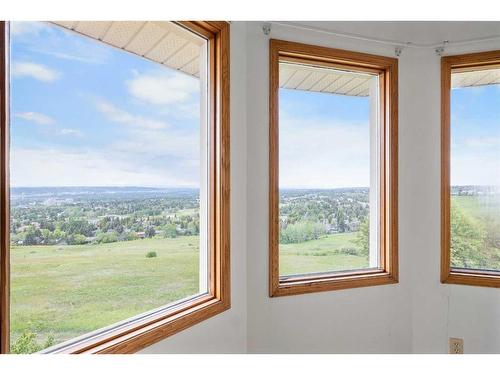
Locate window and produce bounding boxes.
[0,21,230,354]
[269,39,398,297]
[441,50,500,288]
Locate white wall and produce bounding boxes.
[141,21,500,354]
[245,21,412,354]
[139,21,248,353]
[407,41,500,354]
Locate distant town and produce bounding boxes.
[451,185,500,196]
[10,187,201,246]
[9,185,500,248]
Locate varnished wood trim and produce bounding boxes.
[387,58,399,283]
[275,272,397,297]
[0,21,231,354]
[269,39,280,297]
[50,294,217,353]
[442,50,500,70]
[269,39,398,297]
[441,57,452,284]
[0,21,10,354]
[279,55,384,75]
[441,50,500,288]
[279,268,387,285]
[271,39,398,70]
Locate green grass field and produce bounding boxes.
[452,195,500,219]
[10,231,368,352]
[279,232,368,276]
[450,195,500,270]
[10,236,200,350]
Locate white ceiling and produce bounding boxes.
[280,21,500,47]
[51,21,500,97]
[53,21,204,77]
[280,62,373,97]
[452,68,500,88]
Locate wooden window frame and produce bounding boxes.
[269,39,398,297]
[441,50,500,288]
[0,20,230,354]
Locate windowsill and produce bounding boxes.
[43,293,228,354]
[272,269,398,297]
[442,269,500,288]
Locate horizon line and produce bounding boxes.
[10,184,500,189]
[10,185,200,189]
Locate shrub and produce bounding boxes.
[120,231,138,241]
[11,330,54,354]
[146,251,157,258]
[337,246,359,256]
[67,233,87,245]
[96,231,118,244]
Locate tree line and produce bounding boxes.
[10,196,200,246]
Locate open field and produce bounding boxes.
[10,236,200,350]
[10,231,369,352]
[452,195,500,219]
[280,232,368,275]
[450,195,500,270]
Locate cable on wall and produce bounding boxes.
[269,21,500,52]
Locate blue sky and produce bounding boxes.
[9,22,500,189]
[451,84,500,187]
[10,21,203,187]
[279,73,500,189]
[279,86,371,189]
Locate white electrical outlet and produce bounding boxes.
[449,338,464,354]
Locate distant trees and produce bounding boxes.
[122,231,138,241]
[163,224,177,238]
[187,221,199,235]
[450,204,486,269]
[67,234,87,245]
[62,219,95,237]
[279,189,369,236]
[95,231,118,244]
[10,195,202,247]
[354,218,369,257]
[280,222,326,244]
[336,209,347,233]
[145,226,156,238]
[23,226,42,245]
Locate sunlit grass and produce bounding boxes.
[10,236,200,349]
[279,232,369,276]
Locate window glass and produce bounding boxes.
[278,62,380,277]
[450,67,500,272]
[9,21,208,353]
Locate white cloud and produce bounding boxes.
[13,111,54,125]
[464,137,500,149]
[12,21,111,65]
[11,61,61,82]
[110,127,199,161]
[10,22,48,37]
[451,136,500,186]
[38,50,107,65]
[10,147,198,188]
[279,115,370,189]
[95,100,168,130]
[451,154,500,186]
[59,128,84,138]
[126,71,199,106]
